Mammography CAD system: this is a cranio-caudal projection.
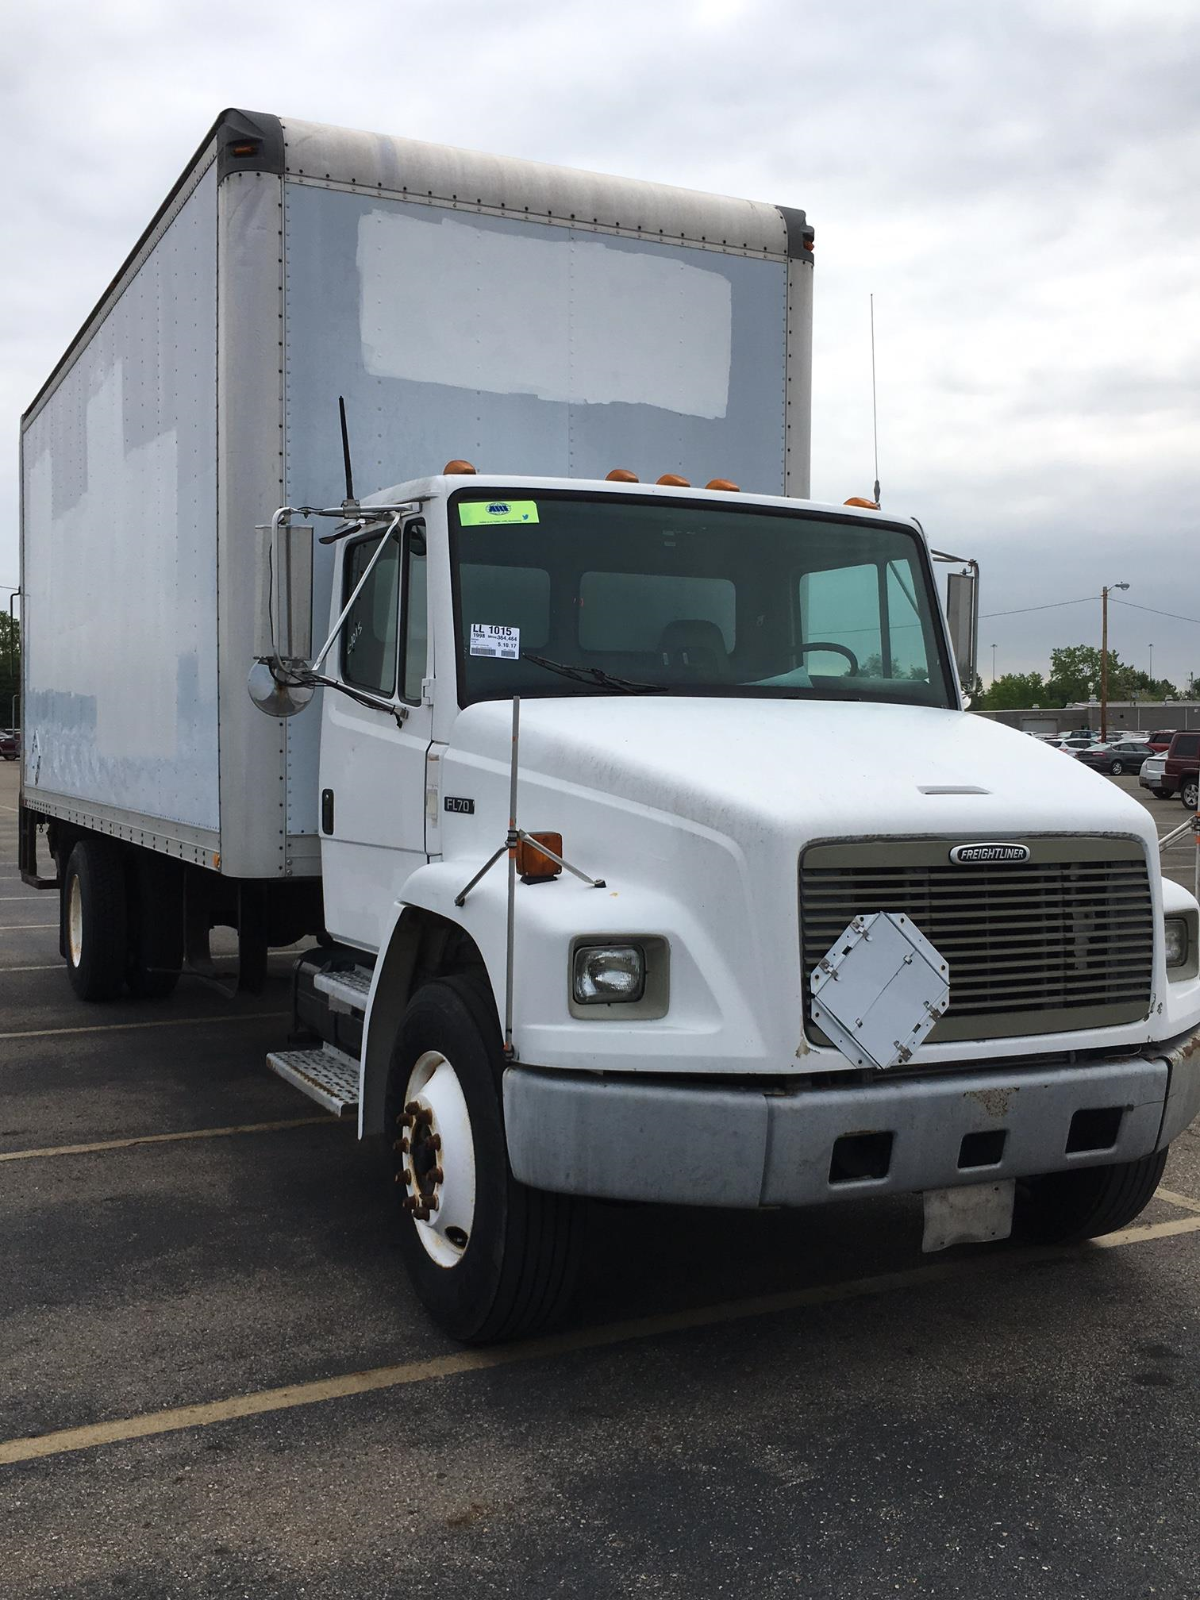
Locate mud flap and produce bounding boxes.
[922,1180,1015,1252]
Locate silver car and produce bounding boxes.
[1139,752,1169,797]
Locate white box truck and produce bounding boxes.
[19,111,1200,1342]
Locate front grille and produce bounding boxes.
[801,838,1153,1043]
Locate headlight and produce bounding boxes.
[1165,916,1189,970]
[572,944,646,1004]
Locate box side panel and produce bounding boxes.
[21,163,219,830]
[216,168,296,878]
[281,184,788,839]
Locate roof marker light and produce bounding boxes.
[844,496,879,509]
[705,478,740,492]
[606,468,639,482]
[443,459,477,475]
[657,473,690,487]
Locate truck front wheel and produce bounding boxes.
[384,975,582,1344]
[1014,1148,1167,1245]
[63,839,129,1002]
[1181,778,1198,811]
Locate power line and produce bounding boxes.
[979,595,1096,620]
[1111,597,1200,628]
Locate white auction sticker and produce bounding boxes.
[470,623,521,660]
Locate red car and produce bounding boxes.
[1143,728,1178,754]
[1162,731,1200,810]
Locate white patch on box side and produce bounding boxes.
[470,624,521,659]
[357,210,732,419]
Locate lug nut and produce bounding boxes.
[428,1134,442,1152]
[416,1107,433,1127]
[405,1100,420,1116]
[396,1113,413,1128]
[392,1138,410,1153]
[395,1170,412,1186]
[430,1166,444,1185]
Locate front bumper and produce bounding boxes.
[503,1029,1200,1207]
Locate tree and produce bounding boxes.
[1046,644,1106,705]
[0,613,18,724]
[981,671,1047,710]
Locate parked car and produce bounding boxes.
[0,728,19,761]
[1048,735,1102,751]
[1163,731,1200,810]
[1074,739,1158,776]
[1139,752,1170,797]
[1144,728,1179,754]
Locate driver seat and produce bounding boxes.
[657,619,730,679]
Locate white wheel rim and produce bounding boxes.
[401,1050,477,1269]
[67,875,83,967]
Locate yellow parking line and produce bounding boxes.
[3,1212,1198,1469]
[0,1012,288,1042]
[1155,1187,1200,1216]
[0,1115,343,1164]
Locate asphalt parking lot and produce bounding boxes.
[2,760,1200,1599]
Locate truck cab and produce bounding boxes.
[260,469,1200,1341]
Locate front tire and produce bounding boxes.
[385,976,582,1343]
[1014,1148,1167,1244]
[63,839,129,1001]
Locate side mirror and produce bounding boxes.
[249,522,315,717]
[945,566,979,701]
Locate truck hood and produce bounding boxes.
[448,695,1158,849]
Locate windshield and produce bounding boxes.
[450,491,955,709]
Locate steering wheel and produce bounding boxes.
[795,641,859,674]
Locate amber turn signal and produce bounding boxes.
[705,478,739,492]
[843,496,879,509]
[516,832,563,880]
[656,473,690,487]
[605,468,639,482]
[443,459,477,475]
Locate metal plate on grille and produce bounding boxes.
[810,912,950,1070]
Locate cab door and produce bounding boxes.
[318,518,430,953]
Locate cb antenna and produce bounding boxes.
[338,396,356,508]
[870,294,881,506]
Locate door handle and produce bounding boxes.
[321,789,335,834]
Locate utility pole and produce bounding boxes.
[1101,581,1130,742]
[991,643,997,684]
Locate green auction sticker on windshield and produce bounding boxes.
[459,500,540,527]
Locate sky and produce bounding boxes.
[5,0,1198,690]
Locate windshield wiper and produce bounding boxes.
[521,653,668,694]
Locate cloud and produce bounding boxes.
[3,0,1197,682]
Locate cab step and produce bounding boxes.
[266,1044,360,1115]
[312,965,373,1013]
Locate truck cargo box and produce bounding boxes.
[20,109,812,880]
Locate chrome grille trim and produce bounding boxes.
[800,837,1154,1043]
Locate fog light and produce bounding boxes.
[1165,916,1189,970]
[572,944,645,1004]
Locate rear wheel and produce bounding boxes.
[1181,778,1199,811]
[1109,759,1125,775]
[385,975,583,1343]
[1014,1148,1167,1245]
[63,839,128,1001]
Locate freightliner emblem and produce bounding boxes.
[949,842,1031,864]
